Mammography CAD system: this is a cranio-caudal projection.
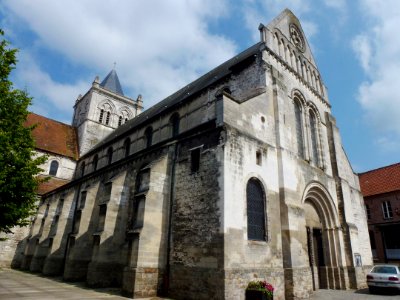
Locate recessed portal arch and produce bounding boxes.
[302,182,343,290]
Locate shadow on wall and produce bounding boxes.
[8,149,172,300]
[0,225,30,269]
[11,235,30,268]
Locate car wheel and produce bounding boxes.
[369,286,377,294]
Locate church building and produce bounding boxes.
[10,9,372,300]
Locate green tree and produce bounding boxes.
[0,29,46,234]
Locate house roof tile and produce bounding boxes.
[36,176,70,195]
[25,113,79,160]
[359,162,400,197]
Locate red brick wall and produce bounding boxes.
[365,191,400,263]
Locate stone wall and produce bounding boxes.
[0,226,30,268]
[38,153,76,180]
[169,128,224,300]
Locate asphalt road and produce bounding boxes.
[0,268,399,299]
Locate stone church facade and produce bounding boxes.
[9,9,372,300]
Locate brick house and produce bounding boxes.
[359,163,400,263]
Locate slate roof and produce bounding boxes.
[100,69,124,96]
[359,163,400,197]
[84,42,265,157]
[25,113,79,160]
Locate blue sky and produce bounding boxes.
[0,0,399,173]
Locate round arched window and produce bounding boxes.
[49,160,59,176]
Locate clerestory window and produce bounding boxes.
[145,127,153,148]
[107,147,113,165]
[124,138,131,157]
[294,99,304,158]
[309,110,319,166]
[170,113,180,138]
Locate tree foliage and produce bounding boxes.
[0,29,46,234]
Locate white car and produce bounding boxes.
[367,264,400,293]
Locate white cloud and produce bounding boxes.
[242,0,321,47]
[242,0,313,40]
[2,0,237,113]
[375,136,400,153]
[352,35,372,72]
[353,0,400,140]
[13,52,89,118]
[323,0,347,12]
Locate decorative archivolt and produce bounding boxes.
[98,99,116,113]
[117,107,133,126]
[97,100,116,125]
[301,181,340,229]
[291,89,321,119]
[291,89,307,106]
[306,101,321,122]
[118,106,133,119]
[291,89,325,168]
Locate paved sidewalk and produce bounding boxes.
[1,268,400,299]
[0,268,170,300]
[0,268,127,299]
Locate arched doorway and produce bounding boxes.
[302,182,342,290]
[304,201,325,290]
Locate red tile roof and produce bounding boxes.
[36,176,70,195]
[25,113,79,160]
[359,163,400,197]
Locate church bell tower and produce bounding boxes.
[72,69,143,156]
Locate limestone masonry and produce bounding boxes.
[0,9,372,300]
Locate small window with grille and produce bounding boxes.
[73,211,81,234]
[191,148,201,173]
[80,162,85,177]
[132,196,145,230]
[93,154,98,171]
[256,151,262,166]
[382,201,393,219]
[55,199,64,215]
[79,191,87,210]
[136,169,150,193]
[145,127,153,148]
[365,204,371,220]
[124,138,131,157]
[170,113,180,138]
[107,147,113,165]
[97,204,107,231]
[102,182,112,203]
[44,203,50,218]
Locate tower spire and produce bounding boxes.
[100,68,124,96]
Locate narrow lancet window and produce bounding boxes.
[294,99,304,158]
[309,110,319,166]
